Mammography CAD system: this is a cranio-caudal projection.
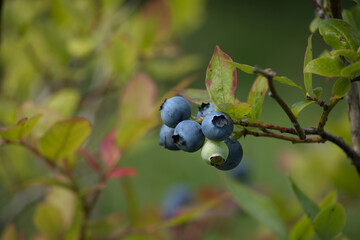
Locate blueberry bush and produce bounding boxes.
[1,0,360,239]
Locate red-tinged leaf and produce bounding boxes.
[174,88,211,105]
[78,148,102,173]
[206,46,237,106]
[100,130,122,169]
[247,75,268,119]
[107,168,137,179]
[118,73,157,120]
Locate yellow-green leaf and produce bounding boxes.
[319,18,360,51]
[304,34,314,96]
[289,215,314,240]
[228,61,255,74]
[206,46,237,106]
[290,177,319,220]
[39,118,91,161]
[273,76,304,92]
[313,204,346,240]
[0,114,42,141]
[340,60,360,78]
[291,100,315,118]
[218,102,252,120]
[304,57,346,77]
[332,78,351,99]
[34,203,65,238]
[330,49,360,62]
[247,75,268,119]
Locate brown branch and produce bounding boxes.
[317,98,341,132]
[235,121,360,174]
[253,67,306,140]
[308,0,328,19]
[243,129,323,144]
[329,0,342,19]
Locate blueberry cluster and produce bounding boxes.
[159,96,243,170]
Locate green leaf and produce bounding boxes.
[310,17,323,33]
[319,18,360,51]
[174,88,211,105]
[313,87,323,98]
[304,34,313,96]
[289,177,319,220]
[34,203,65,238]
[330,49,360,62]
[291,100,315,118]
[289,215,314,240]
[206,46,237,106]
[341,60,360,78]
[319,191,338,210]
[225,177,287,239]
[218,102,252,120]
[39,118,92,161]
[247,75,268,119]
[273,76,304,92]
[332,78,351,99]
[0,114,42,141]
[228,61,255,74]
[304,57,346,77]
[313,204,346,240]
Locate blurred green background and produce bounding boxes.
[0,0,359,239]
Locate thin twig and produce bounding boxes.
[253,67,306,140]
[243,129,323,143]
[317,98,341,132]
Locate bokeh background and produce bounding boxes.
[0,0,359,239]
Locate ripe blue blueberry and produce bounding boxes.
[172,120,205,152]
[160,96,191,128]
[201,111,233,141]
[162,184,192,219]
[196,102,215,119]
[229,158,251,182]
[159,125,179,151]
[216,136,243,171]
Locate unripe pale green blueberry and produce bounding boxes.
[201,140,229,166]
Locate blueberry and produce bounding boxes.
[201,111,233,141]
[229,158,251,182]
[160,96,191,128]
[162,184,192,219]
[173,120,205,152]
[201,140,229,166]
[216,136,243,171]
[196,102,215,119]
[160,125,179,151]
